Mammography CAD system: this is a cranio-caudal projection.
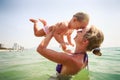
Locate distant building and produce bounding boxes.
[12,43,24,51]
[0,43,4,48]
[0,43,7,49]
[0,43,24,51]
[0,43,1,48]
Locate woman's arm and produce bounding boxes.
[37,31,72,64]
[38,31,53,49]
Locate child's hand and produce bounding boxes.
[60,42,73,53]
[61,43,67,51]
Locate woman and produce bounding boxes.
[37,25,104,80]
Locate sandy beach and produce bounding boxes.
[0,49,10,52]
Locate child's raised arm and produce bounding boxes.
[66,30,74,47]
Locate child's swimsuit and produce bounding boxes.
[43,26,49,34]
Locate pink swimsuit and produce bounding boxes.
[43,26,49,34]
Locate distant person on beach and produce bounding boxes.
[30,12,89,53]
[37,25,104,80]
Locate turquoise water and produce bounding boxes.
[0,47,120,80]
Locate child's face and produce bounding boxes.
[79,22,88,29]
[70,18,88,30]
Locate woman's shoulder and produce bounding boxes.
[71,54,86,65]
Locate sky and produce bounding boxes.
[0,0,120,49]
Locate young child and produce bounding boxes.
[30,12,89,53]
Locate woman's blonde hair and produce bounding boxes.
[84,25,104,56]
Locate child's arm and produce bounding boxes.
[67,30,74,47]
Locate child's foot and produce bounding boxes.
[39,19,47,26]
[29,19,38,23]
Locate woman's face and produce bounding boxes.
[74,29,87,44]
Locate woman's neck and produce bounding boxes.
[74,45,86,54]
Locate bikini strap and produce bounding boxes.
[83,53,89,71]
[83,53,88,63]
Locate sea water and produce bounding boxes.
[0,47,120,80]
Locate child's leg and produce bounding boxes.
[30,19,46,37]
[39,19,50,34]
[39,19,47,26]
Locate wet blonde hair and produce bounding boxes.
[84,25,104,56]
[73,12,89,23]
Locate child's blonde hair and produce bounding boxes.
[73,12,89,23]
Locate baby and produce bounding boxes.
[30,12,89,53]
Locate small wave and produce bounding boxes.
[115,49,120,51]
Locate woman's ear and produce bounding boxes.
[83,39,89,45]
[73,17,77,22]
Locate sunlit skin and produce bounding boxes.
[37,28,88,75]
[37,25,104,76]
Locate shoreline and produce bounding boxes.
[0,49,24,52]
[0,49,10,52]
